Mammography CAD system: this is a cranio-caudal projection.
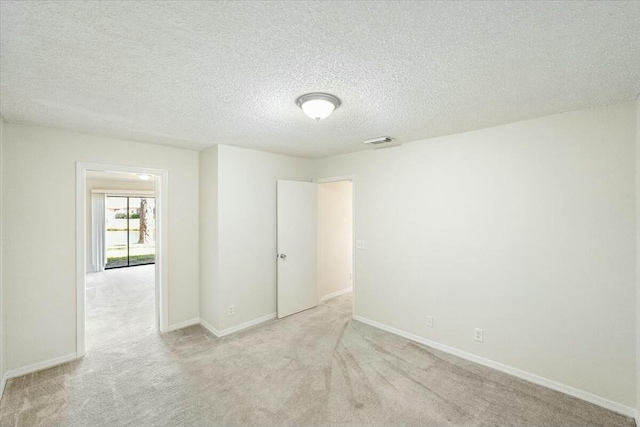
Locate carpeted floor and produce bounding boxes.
[85,264,156,352]
[0,284,635,426]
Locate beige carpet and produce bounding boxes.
[85,264,156,352]
[0,288,634,426]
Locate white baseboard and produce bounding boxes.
[321,287,352,302]
[0,374,5,400]
[166,317,200,332]
[354,315,637,419]
[198,313,277,338]
[199,318,221,337]
[4,352,78,381]
[0,312,277,400]
[218,313,277,337]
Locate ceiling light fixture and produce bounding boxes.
[296,93,341,121]
[138,174,152,181]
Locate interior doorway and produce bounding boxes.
[317,179,353,309]
[76,162,169,358]
[275,176,355,319]
[84,171,157,352]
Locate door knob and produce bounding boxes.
[279,254,287,260]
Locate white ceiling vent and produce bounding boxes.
[363,136,394,145]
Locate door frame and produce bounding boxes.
[76,162,169,358]
[313,175,356,319]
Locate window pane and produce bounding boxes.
[129,197,156,266]
[106,197,129,268]
[105,196,156,268]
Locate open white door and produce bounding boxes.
[277,180,318,318]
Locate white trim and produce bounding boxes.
[199,313,277,338]
[199,318,221,337]
[76,162,169,359]
[0,119,4,399]
[75,165,85,356]
[167,318,200,332]
[4,353,78,380]
[217,313,276,337]
[354,315,636,418]
[155,171,169,333]
[321,287,352,302]
[91,189,155,196]
[635,96,640,427]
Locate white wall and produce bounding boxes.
[2,123,199,370]
[214,144,312,331]
[0,118,5,391]
[313,102,637,408]
[199,146,219,329]
[636,96,640,416]
[85,178,155,273]
[318,181,352,299]
[1,102,637,412]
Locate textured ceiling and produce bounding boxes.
[1,1,639,158]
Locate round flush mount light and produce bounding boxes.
[296,93,341,121]
[137,174,152,181]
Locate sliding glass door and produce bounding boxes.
[105,196,156,269]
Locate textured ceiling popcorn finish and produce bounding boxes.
[1,1,639,158]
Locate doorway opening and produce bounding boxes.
[317,178,354,315]
[76,162,169,358]
[85,171,156,352]
[275,176,355,319]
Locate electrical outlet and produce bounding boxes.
[356,240,366,250]
[474,328,483,342]
[228,305,235,316]
[426,316,434,328]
